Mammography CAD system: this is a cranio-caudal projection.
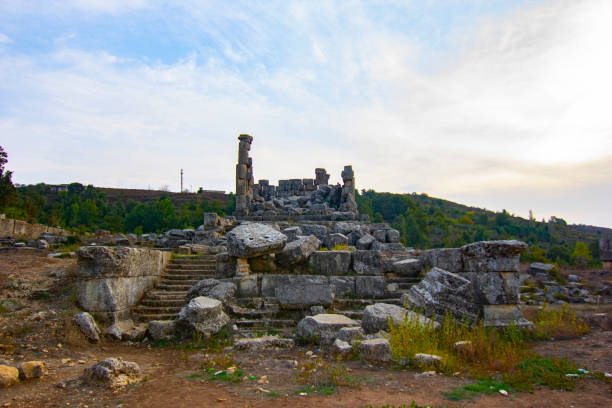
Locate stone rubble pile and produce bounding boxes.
[520,262,598,305]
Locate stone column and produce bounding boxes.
[315,168,330,186]
[235,134,253,216]
[340,165,358,213]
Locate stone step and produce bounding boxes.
[334,298,403,306]
[168,260,215,266]
[146,291,186,299]
[162,274,215,281]
[235,327,295,338]
[155,284,192,291]
[385,277,422,284]
[166,265,216,271]
[396,283,416,290]
[230,308,280,318]
[140,298,186,307]
[233,319,297,328]
[133,305,182,315]
[159,279,201,286]
[133,313,178,322]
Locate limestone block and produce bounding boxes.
[370,242,409,256]
[234,274,259,297]
[461,240,528,273]
[147,320,176,340]
[356,233,375,250]
[296,314,360,345]
[227,223,287,258]
[276,235,320,266]
[297,224,329,241]
[330,276,356,297]
[330,339,352,359]
[401,267,480,324]
[176,297,230,338]
[233,336,294,351]
[325,233,349,249]
[337,326,365,343]
[361,303,438,334]
[276,278,334,309]
[248,254,278,273]
[392,258,423,277]
[422,248,463,273]
[352,250,383,275]
[529,262,556,275]
[355,276,386,298]
[373,230,387,242]
[359,338,392,363]
[281,226,303,242]
[386,229,401,243]
[460,271,520,305]
[309,251,351,275]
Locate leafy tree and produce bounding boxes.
[0,146,17,210]
[571,241,592,267]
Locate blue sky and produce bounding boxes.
[1,0,611,227]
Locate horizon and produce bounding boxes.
[2,1,611,228]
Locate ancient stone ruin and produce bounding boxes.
[68,133,535,345]
[601,238,612,271]
[234,134,361,221]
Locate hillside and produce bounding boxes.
[4,183,610,266]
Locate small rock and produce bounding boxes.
[413,353,443,366]
[19,361,45,379]
[0,365,19,387]
[414,370,436,378]
[330,339,352,358]
[81,357,142,389]
[453,340,472,352]
[74,312,101,343]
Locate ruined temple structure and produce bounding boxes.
[234,134,364,221]
[601,238,612,271]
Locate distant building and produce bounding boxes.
[601,239,612,271]
[50,184,68,193]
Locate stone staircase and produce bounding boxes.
[132,255,216,322]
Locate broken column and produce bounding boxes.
[235,134,253,216]
[315,168,330,186]
[340,165,358,213]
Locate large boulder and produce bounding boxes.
[309,251,351,275]
[361,303,438,334]
[81,358,142,389]
[352,250,383,275]
[401,267,480,323]
[176,297,230,338]
[226,223,287,258]
[186,279,237,309]
[461,240,527,272]
[276,235,320,266]
[74,312,101,343]
[392,258,423,277]
[296,313,360,345]
[297,224,329,241]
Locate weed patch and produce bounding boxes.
[444,379,509,401]
[530,304,589,340]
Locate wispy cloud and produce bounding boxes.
[0,0,611,226]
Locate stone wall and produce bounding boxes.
[75,246,170,324]
[0,216,66,239]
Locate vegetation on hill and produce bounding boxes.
[4,182,234,234]
[355,189,608,267]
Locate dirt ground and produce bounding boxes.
[1,251,612,408]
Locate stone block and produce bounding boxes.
[147,320,176,340]
[352,250,383,275]
[176,297,230,338]
[460,272,520,305]
[355,276,386,298]
[422,248,463,273]
[234,275,259,297]
[361,303,438,334]
[373,230,387,242]
[482,305,533,328]
[356,233,375,250]
[19,361,45,379]
[386,229,401,243]
[227,223,287,258]
[392,258,423,277]
[330,276,355,297]
[309,251,351,275]
[297,224,329,241]
[276,235,320,266]
[296,314,360,345]
[461,240,527,273]
[276,278,334,309]
[359,338,392,363]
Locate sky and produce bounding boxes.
[1,0,611,227]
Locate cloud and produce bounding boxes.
[0,0,611,227]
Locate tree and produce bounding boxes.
[0,146,17,211]
[572,241,592,268]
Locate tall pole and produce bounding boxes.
[180,169,183,193]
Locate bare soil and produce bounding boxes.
[1,252,612,408]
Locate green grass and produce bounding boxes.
[444,379,508,401]
[205,367,244,383]
[504,357,577,391]
[184,372,205,379]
